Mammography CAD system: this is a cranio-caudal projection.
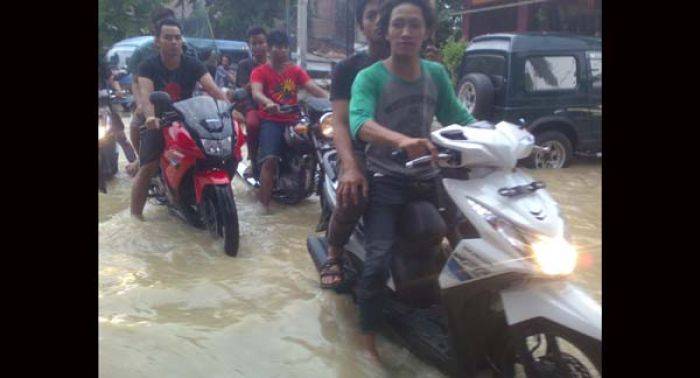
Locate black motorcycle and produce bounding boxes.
[236,97,332,205]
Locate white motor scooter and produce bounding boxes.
[307,120,601,377]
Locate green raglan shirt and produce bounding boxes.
[349,59,476,179]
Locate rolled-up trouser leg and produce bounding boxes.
[326,196,368,248]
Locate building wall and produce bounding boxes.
[462,0,601,40]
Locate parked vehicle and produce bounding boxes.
[235,98,331,205]
[147,92,241,256]
[105,36,250,102]
[456,33,602,169]
[307,120,601,377]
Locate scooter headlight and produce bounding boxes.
[466,198,577,275]
[319,112,334,140]
[466,199,528,252]
[532,237,578,275]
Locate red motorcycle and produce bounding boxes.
[147,91,240,256]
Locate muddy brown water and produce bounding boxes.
[99,118,601,377]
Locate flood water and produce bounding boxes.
[98,116,601,377]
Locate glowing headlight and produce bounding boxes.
[294,122,309,134]
[319,112,334,139]
[98,125,107,140]
[532,237,578,275]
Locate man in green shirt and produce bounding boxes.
[348,0,476,362]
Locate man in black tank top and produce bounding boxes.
[319,0,389,290]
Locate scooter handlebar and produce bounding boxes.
[390,149,454,168]
[405,153,453,169]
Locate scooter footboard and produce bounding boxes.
[500,280,601,341]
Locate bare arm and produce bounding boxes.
[251,82,273,107]
[358,119,437,160]
[137,76,156,120]
[251,82,279,113]
[199,73,229,102]
[303,80,328,99]
[332,100,358,171]
[131,77,142,112]
[332,99,368,206]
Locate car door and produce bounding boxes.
[586,50,602,149]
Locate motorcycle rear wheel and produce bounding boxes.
[496,322,601,378]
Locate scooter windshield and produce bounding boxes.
[172,96,230,134]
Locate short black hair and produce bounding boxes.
[267,30,289,48]
[150,7,176,26]
[155,18,182,38]
[247,26,267,39]
[356,0,373,25]
[378,0,436,38]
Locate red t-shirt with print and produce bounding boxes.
[250,62,311,123]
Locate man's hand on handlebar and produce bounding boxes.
[397,137,438,161]
[145,116,160,130]
[264,102,280,114]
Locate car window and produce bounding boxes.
[587,51,602,89]
[463,54,506,77]
[524,56,578,92]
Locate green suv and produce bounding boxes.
[456,33,601,168]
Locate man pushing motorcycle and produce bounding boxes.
[250,30,328,213]
[130,18,228,221]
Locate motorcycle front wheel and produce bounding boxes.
[496,322,601,378]
[203,185,240,256]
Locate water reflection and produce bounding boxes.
[99,121,600,377]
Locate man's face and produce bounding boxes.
[249,34,268,60]
[222,56,230,67]
[269,43,289,64]
[156,25,183,58]
[360,0,382,43]
[385,3,427,58]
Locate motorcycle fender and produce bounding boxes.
[194,170,231,204]
[500,280,601,341]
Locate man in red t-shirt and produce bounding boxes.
[251,30,328,212]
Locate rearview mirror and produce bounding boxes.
[149,91,172,118]
[232,88,248,102]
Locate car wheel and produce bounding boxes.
[457,73,494,119]
[523,130,574,169]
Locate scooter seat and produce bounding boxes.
[398,201,447,251]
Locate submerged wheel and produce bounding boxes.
[523,130,574,169]
[202,185,240,256]
[497,322,601,378]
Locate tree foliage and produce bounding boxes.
[433,0,463,47]
[206,0,285,41]
[440,36,467,84]
[98,0,165,51]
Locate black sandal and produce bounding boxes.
[320,257,344,289]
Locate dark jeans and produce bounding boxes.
[358,174,439,333]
